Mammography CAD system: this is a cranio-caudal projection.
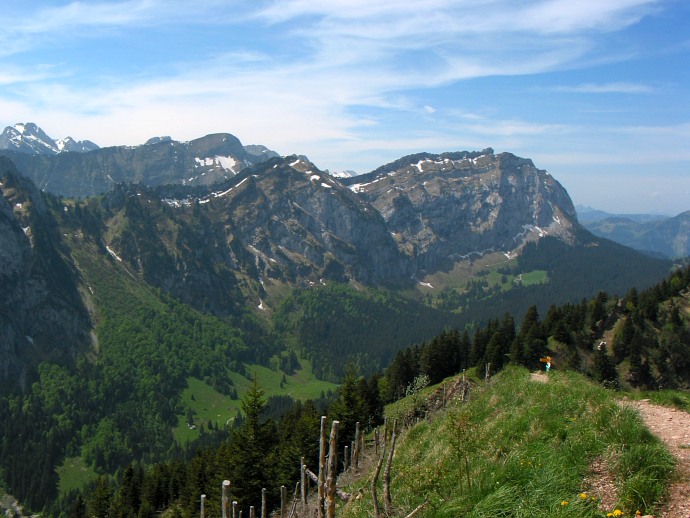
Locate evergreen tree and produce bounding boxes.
[484,314,515,371]
[225,375,275,507]
[589,291,608,329]
[330,364,369,444]
[592,344,619,389]
[613,317,634,362]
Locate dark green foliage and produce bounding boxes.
[272,283,457,380]
[419,330,465,385]
[592,343,620,389]
[483,314,515,371]
[518,234,670,301]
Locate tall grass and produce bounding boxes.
[342,366,674,517]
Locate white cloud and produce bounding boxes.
[1,0,685,215]
[555,82,655,93]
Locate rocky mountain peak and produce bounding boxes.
[144,136,173,145]
[55,136,100,153]
[343,149,577,269]
[0,122,99,155]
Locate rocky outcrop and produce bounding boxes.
[344,149,577,271]
[0,158,91,387]
[115,150,580,295]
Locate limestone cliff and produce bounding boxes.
[0,158,91,388]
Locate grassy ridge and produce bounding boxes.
[343,366,674,517]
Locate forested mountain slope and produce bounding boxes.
[0,146,679,514]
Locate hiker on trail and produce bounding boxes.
[540,356,552,372]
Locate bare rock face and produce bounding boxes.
[0,158,90,387]
[213,157,411,284]
[344,149,578,271]
[136,150,580,294]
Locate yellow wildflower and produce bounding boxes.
[579,492,587,499]
[561,500,569,506]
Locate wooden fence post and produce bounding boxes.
[326,420,339,518]
[222,480,231,518]
[384,420,398,516]
[232,501,239,518]
[353,421,361,469]
[200,494,206,518]
[360,425,365,457]
[343,445,349,472]
[371,421,388,518]
[280,485,287,518]
[300,456,307,505]
[318,415,327,518]
[261,488,266,518]
[249,506,255,518]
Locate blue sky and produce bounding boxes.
[1,1,689,214]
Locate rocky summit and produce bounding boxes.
[343,149,576,272]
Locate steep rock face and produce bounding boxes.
[130,150,580,295]
[97,157,408,316]
[208,157,410,284]
[0,158,91,387]
[0,133,276,198]
[345,149,577,271]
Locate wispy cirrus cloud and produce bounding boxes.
[554,82,655,93]
[0,0,687,213]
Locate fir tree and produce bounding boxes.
[592,343,619,389]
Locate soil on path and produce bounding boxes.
[529,372,690,516]
[622,399,690,518]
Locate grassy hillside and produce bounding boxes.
[342,366,675,517]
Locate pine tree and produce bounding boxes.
[592,344,619,389]
[225,375,276,508]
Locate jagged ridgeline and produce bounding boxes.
[0,136,678,513]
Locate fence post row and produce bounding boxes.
[204,415,400,516]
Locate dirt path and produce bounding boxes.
[623,399,690,517]
[529,372,690,516]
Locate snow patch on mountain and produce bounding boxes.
[0,122,99,155]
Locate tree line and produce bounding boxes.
[48,265,690,517]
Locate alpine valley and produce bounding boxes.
[0,123,683,514]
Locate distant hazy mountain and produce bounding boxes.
[0,124,280,198]
[577,205,690,258]
[575,205,668,224]
[0,122,99,155]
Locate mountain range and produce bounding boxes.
[1,122,685,514]
[0,122,99,155]
[577,205,690,259]
[0,123,677,389]
[0,123,280,198]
